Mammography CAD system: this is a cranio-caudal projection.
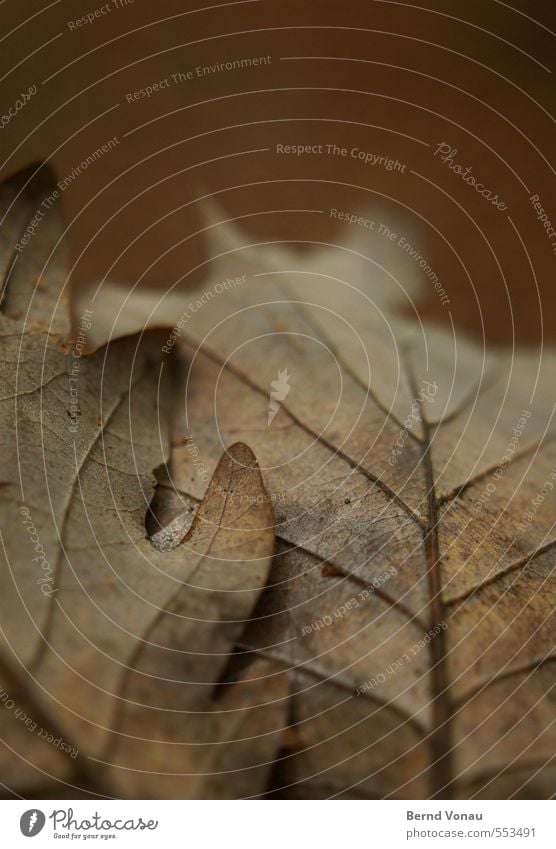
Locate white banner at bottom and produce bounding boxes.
[2,799,553,848]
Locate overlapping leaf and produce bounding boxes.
[0,170,281,799]
[1,168,555,800]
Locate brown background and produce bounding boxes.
[1,0,555,346]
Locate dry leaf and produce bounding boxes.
[1,167,555,801]
[0,170,282,799]
[143,200,556,799]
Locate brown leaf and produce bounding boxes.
[143,200,556,799]
[0,170,281,799]
[1,166,555,801]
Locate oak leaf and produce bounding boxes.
[0,169,282,800]
[1,168,555,800]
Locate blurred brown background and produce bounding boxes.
[1,0,555,346]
